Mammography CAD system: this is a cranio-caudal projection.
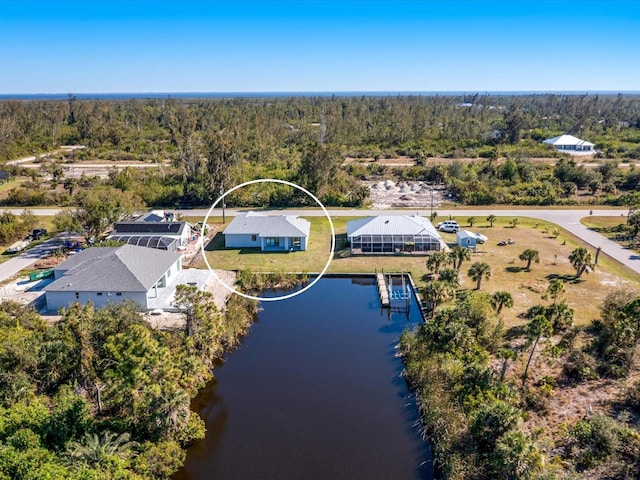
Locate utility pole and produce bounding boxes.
[220,184,226,224]
[430,186,434,217]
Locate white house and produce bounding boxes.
[223,212,311,251]
[543,134,595,153]
[346,215,443,254]
[44,245,182,311]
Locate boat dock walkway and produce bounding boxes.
[376,273,390,307]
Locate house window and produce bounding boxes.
[265,237,279,247]
[116,292,122,296]
[97,292,103,296]
[75,292,79,299]
[251,234,257,242]
[292,237,301,248]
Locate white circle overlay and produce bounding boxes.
[200,179,336,302]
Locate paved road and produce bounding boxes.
[182,207,636,274]
[0,238,62,283]
[0,207,635,282]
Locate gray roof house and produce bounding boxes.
[347,215,443,253]
[107,221,191,251]
[44,244,182,311]
[223,212,311,251]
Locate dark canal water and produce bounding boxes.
[175,276,432,480]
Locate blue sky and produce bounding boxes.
[0,0,638,93]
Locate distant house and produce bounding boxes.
[346,215,443,254]
[223,212,311,251]
[543,134,595,153]
[107,221,191,251]
[44,245,182,311]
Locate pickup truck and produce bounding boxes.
[6,239,30,253]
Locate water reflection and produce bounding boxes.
[175,277,432,480]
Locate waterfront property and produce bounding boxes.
[223,211,311,251]
[543,134,595,153]
[346,215,443,254]
[44,244,182,311]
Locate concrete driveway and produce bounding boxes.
[0,238,62,284]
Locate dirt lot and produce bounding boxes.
[365,180,449,209]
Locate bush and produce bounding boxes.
[563,350,598,382]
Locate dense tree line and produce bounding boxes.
[1,94,639,208]
[0,291,256,478]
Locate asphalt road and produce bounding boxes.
[0,207,635,283]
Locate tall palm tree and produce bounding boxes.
[568,247,594,278]
[422,281,454,318]
[66,431,138,466]
[522,314,553,386]
[491,291,514,314]
[468,262,492,290]
[449,245,472,271]
[519,249,540,270]
[425,250,449,273]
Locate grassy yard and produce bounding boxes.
[188,214,640,328]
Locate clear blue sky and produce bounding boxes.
[0,0,638,93]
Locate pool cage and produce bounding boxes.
[349,233,441,254]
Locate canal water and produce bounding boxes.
[175,276,432,480]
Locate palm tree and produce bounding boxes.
[449,245,471,271]
[547,279,565,304]
[468,262,492,290]
[522,314,553,386]
[66,431,138,466]
[487,214,497,227]
[467,216,477,227]
[519,249,540,270]
[438,268,460,288]
[153,388,191,435]
[491,291,514,314]
[568,247,594,278]
[422,281,454,318]
[425,251,449,273]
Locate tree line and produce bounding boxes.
[1,94,639,209]
[0,289,256,478]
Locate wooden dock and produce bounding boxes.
[376,273,390,307]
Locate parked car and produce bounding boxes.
[6,239,30,253]
[31,228,47,240]
[437,220,460,233]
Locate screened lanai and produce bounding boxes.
[346,216,443,254]
[108,235,178,252]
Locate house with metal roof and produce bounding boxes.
[44,244,182,311]
[223,211,311,251]
[543,134,595,153]
[107,221,191,252]
[346,215,443,254]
